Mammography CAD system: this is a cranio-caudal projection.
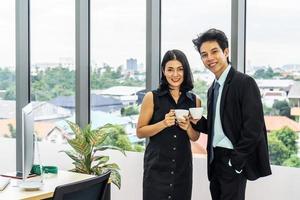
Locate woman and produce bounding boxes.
[136,49,202,200]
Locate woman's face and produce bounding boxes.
[163,59,184,90]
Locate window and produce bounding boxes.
[90,0,146,152]
[30,0,75,147]
[162,0,231,112]
[162,0,231,155]
[0,0,16,173]
[246,0,300,167]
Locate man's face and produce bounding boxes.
[199,41,229,79]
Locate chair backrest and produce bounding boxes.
[52,171,111,200]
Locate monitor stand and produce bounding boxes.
[0,171,37,179]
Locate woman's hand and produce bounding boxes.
[177,115,191,131]
[162,110,176,128]
[178,115,200,141]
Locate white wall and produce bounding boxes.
[0,138,299,200]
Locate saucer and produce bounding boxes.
[19,181,42,191]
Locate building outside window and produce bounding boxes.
[90,0,146,152]
[29,0,76,164]
[246,0,300,167]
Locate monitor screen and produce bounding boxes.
[18,103,34,180]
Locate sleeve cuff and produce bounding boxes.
[191,116,207,133]
[228,159,243,174]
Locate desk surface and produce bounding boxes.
[0,170,94,200]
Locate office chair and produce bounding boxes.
[52,171,111,200]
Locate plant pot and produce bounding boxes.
[103,183,111,200]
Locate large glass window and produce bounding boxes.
[90,0,146,152]
[0,0,16,173]
[162,0,231,154]
[247,0,300,167]
[30,0,75,158]
[162,0,231,113]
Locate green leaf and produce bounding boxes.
[92,157,110,170]
[62,122,126,190]
[85,130,97,146]
[110,169,121,189]
[93,155,109,163]
[87,129,108,147]
[66,120,82,137]
[100,163,120,171]
[68,136,92,156]
[74,161,89,174]
[94,128,109,146]
[94,145,126,156]
[60,150,81,163]
[82,124,92,139]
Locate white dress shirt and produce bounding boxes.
[212,64,233,149]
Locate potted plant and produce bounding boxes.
[61,121,126,199]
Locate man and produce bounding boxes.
[192,28,272,200]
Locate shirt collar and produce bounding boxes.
[215,64,231,87]
[157,89,168,96]
[185,91,194,101]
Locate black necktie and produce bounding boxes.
[209,81,220,164]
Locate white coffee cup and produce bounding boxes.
[174,109,189,121]
[189,107,204,119]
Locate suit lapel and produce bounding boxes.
[220,67,235,118]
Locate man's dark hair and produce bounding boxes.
[160,49,194,92]
[192,28,230,63]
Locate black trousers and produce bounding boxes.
[209,147,247,200]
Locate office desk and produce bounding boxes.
[0,170,94,200]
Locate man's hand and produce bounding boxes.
[177,115,191,131]
[189,116,200,125]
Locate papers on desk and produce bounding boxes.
[0,177,10,191]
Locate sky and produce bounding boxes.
[0,0,300,69]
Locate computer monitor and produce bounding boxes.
[19,103,34,180]
[18,103,43,189]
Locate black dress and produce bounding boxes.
[143,89,197,200]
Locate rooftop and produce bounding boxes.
[288,81,300,98]
[49,94,123,110]
[256,79,294,88]
[264,116,300,132]
[94,86,144,96]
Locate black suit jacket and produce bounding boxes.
[195,67,272,181]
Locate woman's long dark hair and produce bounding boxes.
[159,49,194,92]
